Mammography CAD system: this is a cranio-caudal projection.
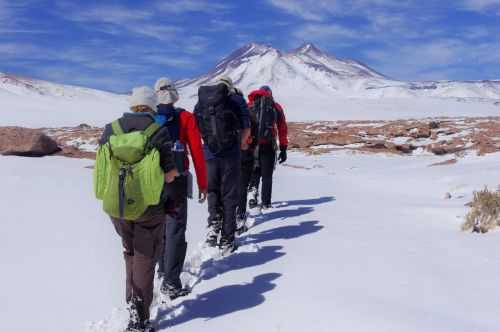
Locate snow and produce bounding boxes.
[0,73,127,128]
[2,150,500,332]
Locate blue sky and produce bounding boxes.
[1,0,499,92]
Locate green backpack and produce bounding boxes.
[93,119,165,221]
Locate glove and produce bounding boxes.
[198,189,208,203]
[165,168,179,183]
[278,145,287,164]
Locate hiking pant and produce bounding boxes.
[110,214,165,323]
[238,158,254,215]
[257,144,276,205]
[207,154,241,241]
[158,175,188,289]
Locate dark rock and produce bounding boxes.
[0,127,60,157]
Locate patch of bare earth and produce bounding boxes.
[43,124,102,159]
[289,117,500,160]
[2,117,500,161]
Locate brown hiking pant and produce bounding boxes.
[111,214,165,322]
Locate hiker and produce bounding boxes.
[94,86,178,332]
[245,85,288,211]
[154,77,208,300]
[194,76,251,252]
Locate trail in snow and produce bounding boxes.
[87,199,328,332]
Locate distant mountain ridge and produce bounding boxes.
[0,72,121,99]
[1,43,499,125]
[176,42,500,102]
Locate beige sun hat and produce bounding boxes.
[128,86,157,111]
[155,77,179,105]
[218,75,234,90]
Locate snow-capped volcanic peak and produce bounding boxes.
[293,42,327,57]
[176,42,386,100]
[288,43,385,79]
[214,43,281,73]
[175,42,500,120]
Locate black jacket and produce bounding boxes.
[100,112,176,173]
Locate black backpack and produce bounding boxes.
[195,83,239,154]
[250,94,277,141]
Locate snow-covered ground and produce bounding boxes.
[4,84,499,127]
[2,150,500,332]
[179,96,500,122]
[0,91,127,128]
[0,73,127,128]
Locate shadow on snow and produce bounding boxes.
[157,273,282,329]
[273,196,336,208]
[251,206,314,228]
[155,197,330,328]
[243,220,323,245]
[187,245,286,290]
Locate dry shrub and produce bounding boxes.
[462,187,500,233]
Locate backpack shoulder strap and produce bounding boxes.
[143,122,162,140]
[111,120,124,135]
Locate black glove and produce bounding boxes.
[278,145,287,164]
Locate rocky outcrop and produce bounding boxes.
[4,117,499,160]
[288,117,500,157]
[0,127,60,157]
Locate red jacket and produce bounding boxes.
[247,89,288,147]
[178,110,208,192]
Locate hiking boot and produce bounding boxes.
[126,320,155,332]
[219,236,237,254]
[261,203,272,210]
[248,186,259,209]
[236,212,248,234]
[160,282,190,300]
[126,301,152,332]
[206,215,222,247]
[248,198,258,209]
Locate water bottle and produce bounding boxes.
[172,140,186,174]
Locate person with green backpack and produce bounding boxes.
[94,86,179,332]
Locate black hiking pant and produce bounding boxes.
[239,151,255,215]
[255,144,276,206]
[207,154,241,241]
[158,175,188,289]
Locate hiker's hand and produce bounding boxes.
[165,169,179,183]
[198,189,208,203]
[241,128,251,151]
[278,146,287,164]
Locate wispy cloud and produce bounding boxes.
[462,25,491,39]
[0,0,52,34]
[66,5,153,25]
[364,38,500,80]
[57,3,182,41]
[266,0,410,21]
[293,23,361,42]
[207,19,236,32]
[155,0,231,14]
[142,54,198,68]
[462,0,500,11]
